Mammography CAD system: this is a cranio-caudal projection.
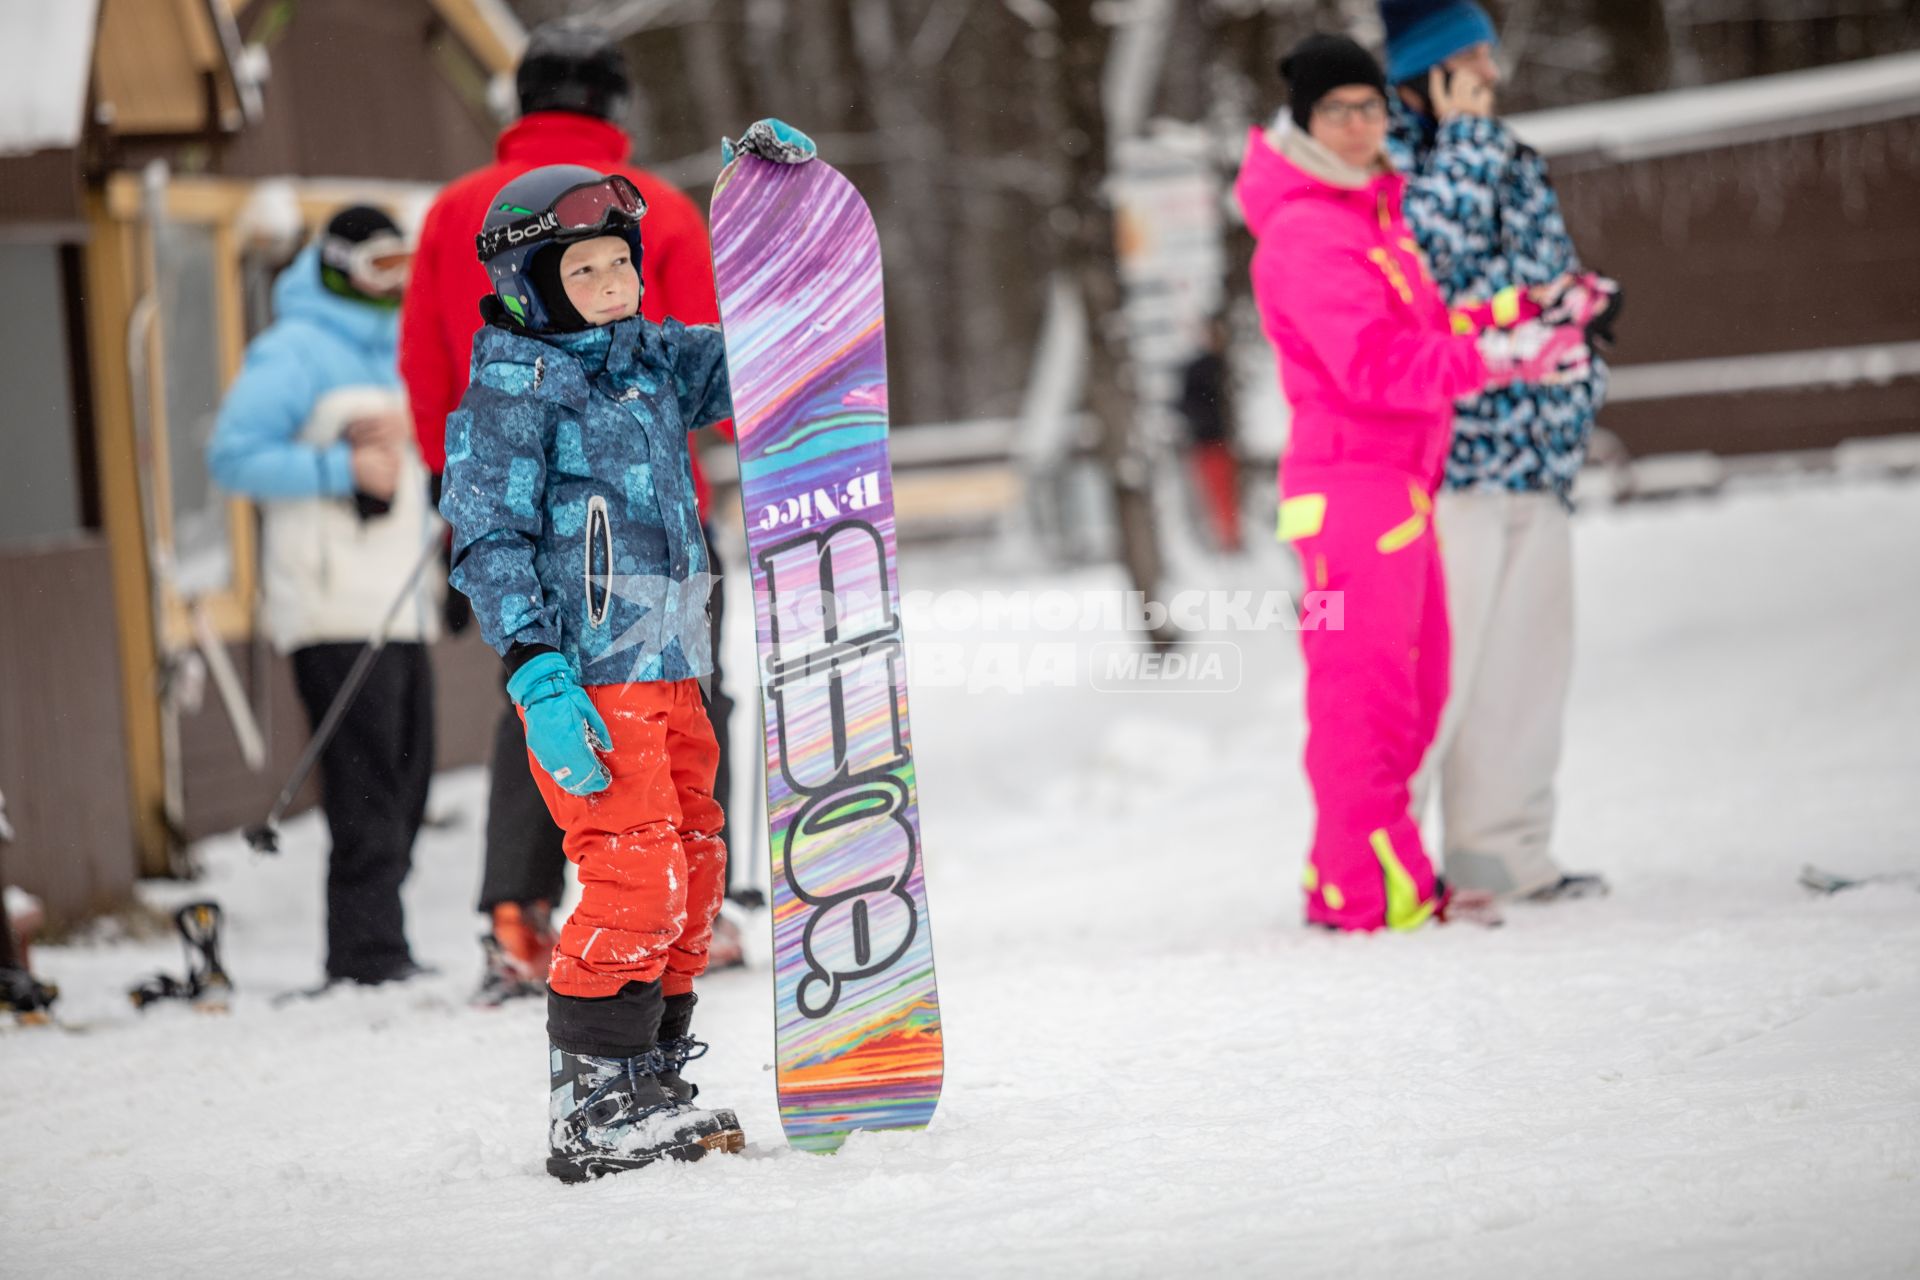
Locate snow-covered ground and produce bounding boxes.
[7,477,1919,1278]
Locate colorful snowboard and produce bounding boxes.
[710,146,943,1152]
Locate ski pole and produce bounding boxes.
[245,529,443,854]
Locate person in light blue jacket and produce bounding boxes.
[207,205,439,987]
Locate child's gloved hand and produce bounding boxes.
[506,652,611,796]
[1477,319,1592,389]
[721,119,818,168]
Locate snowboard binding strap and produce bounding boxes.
[129,901,234,1012]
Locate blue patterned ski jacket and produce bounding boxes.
[1385,100,1607,502]
[439,315,731,685]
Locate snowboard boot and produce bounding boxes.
[1435,882,1504,928]
[655,992,711,1104]
[707,910,746,971]
[547,1042,745,1183]
[1,965,58,1025]
[473,901,555,1007]
[1519,873,1610,904]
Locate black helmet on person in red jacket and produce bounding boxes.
[517,19,632,123]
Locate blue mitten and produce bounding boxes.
[721,118,818,168]
[506,652,611,797]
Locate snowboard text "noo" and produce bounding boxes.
[760,519,921,1018]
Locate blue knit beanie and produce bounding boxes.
[1379,0,1498,82]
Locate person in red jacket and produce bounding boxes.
[400,19,745,1003]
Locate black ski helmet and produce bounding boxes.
[477,164,646,332]
[516,19,632,122]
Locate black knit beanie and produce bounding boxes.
[1279,34,1389,130]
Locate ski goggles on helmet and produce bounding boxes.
[476,175,647,263]
[320,230,414,294]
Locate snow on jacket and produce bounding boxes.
[399,111,729,516]
[1385,99,1608,501]
[207,246,441,651]
[439,315,731,687]
[1234,123,1487,490]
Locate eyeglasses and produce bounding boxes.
[475,175,648,261]
[1314,97,1387,125]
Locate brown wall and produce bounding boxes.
[219,0,499,184]
[107,0,500,186]
[1551,115,1920,457]
[0,149,86,227]
[0,538,136,925]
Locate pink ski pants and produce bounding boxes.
[1279,466,1449,931]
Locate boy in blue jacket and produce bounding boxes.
[440,138,810,1180]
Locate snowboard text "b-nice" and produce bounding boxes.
[755,470,882,534]
[760,520,920,1018]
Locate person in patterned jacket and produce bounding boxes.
[402,20,749,1002]
[1379,0,1614,903]
[441,162,747,1180]
[443,130,814,1182]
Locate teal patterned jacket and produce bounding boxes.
[1386,99,1608,502]
[439,315,731,685]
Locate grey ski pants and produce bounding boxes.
[1413,488,1575,896]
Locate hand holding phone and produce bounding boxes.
[1429,64,1494,121]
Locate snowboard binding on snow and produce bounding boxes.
[1,966,59,1026]
[129,901,233,1013]
[1799,865,1920,895]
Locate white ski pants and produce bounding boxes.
[1413,488,1575,896]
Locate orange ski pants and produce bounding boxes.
[523,678,729,999]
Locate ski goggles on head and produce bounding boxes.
[320,230,414,293]
[476,175,648,262]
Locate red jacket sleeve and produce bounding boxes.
[401,191,466,475]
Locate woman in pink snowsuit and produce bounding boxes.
[1236,36,1585,931]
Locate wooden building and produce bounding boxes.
[0,0,523,925]
[1512,52,1920,461]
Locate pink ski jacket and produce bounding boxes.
[1235,125,1487,488]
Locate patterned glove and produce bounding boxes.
[1532,271,1622,349]
[506,651,611,797]
[721,118,818,168]
[1478,319,1593,389]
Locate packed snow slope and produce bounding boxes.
[6,477,1918,1278]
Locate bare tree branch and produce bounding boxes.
[1003,0,1058,31]
[910,0,973,67]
